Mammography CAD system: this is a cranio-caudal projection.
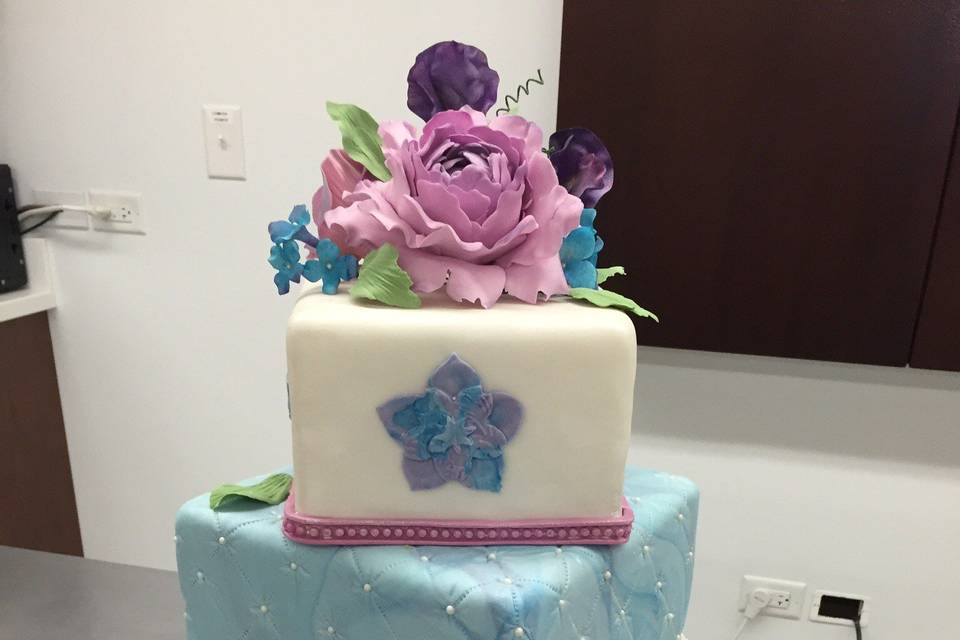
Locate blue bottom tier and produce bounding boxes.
[175,466,698,640]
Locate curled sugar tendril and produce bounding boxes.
[495,69,545,116]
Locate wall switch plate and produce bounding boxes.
[738,575,807,620]
[810,590,869,627]
[88,190,145,234]
[202,105,246,180]
[32,189,89,230]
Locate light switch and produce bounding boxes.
[202,105,246,180]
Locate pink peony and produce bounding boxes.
[322,107,583,307]
[311,149,371,258]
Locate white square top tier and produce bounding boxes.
[287,286,637,520]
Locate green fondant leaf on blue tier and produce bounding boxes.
[596,266,626,285]
[209,473,293,510]
[568,287,659,322]
[325,102,391,181]
[350,243,422,309]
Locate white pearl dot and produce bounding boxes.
[688,551,694,558]
[620,609,626,617]
[603,570,612,581]
[514,628,524,638]
[363,583,372,592]
[666,612,675,620]
[643,545,651,553]
[327,626,335,634]
[502,577,512,585]
[260,604,269,613]
[656,581,663,589]
[196,571,204,580]
[555,547,563,555]
[558,599,567,608]
[420,555,429,562]
[487,552,497,561]
[173,535,179,542]
[677,513,685,521]
[183,611,188,619]
[218,536,226,545]
[290,562,297,570]
[446,605,455,615]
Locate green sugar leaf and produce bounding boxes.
[209,473,293,510]
[325,102,391,181]
[350,243,422,309]
[569,287,659,322]
[596,266,626,285]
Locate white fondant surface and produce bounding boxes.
[288,285,637,520]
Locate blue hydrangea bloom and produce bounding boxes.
[377,355,523,493]
[268,205,312,243]
[559,207,604,289]
[302,239,359,295]
[267,240,303,295]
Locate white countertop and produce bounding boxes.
[0,237,56,323]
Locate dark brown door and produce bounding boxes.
[558,1,960,366]
[0,312,83,555]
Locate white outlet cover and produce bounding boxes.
[32,189,89,230]
[738,575,807,620]
[89,190,145,235]
[809,590,869,627]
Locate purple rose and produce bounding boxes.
[407,41,500,122]
[548,128,614,208]
[323,108,583,307]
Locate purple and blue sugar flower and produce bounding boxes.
[267,205,358,295]
[378,355,523,493]
[550,128,614,289]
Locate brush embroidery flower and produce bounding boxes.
[377,355,523,492]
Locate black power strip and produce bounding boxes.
[0,164,28,293]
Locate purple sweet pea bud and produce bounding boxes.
[407,41,500,122]
[548,128,614,208]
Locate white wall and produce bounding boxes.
[2,2,959,640]
[0,0,561,568]
[630,347,960,640]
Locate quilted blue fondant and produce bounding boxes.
[175,466,699,640]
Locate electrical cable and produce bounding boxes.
[730,588,772,640]
[854,617,862,640]
[17,203,110,223]
[730,616,749,640]
[20,210,61,235]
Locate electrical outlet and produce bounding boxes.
[88,190,145,234]
[810,590,869,627]
[32,190,90,230]
[738,576,807,620]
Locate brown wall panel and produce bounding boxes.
[912,116,960,371]
[558,1,960,365]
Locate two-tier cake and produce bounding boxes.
[175,40,699,640]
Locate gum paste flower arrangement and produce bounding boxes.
[267,40,657,320]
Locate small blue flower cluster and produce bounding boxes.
[559,208,604,289]
[267,205,358,295]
